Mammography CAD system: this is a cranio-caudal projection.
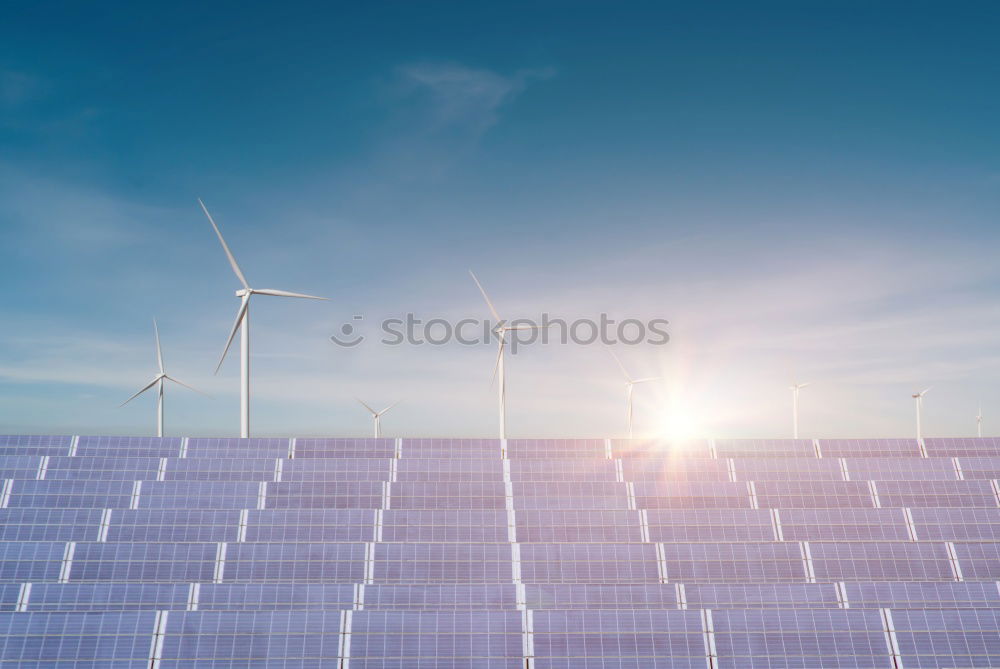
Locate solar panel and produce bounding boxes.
[777,508,911,541]
[818,438,922,458]
[808,542,955,580]
[753,480,875,508]
[712,609,891,666]
[381,510,509,542]
[924,437,1000,457]
[714,438,816,458]
[4,433,1000,666]
[658,543,805,582]
[644,509,775,542]
[909,507,1000,541]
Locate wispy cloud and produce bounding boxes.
[395,62,553,136]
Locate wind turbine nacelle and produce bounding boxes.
[236,289,251,297]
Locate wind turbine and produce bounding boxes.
[977,402,983,438]
[469,270,544,440]
[789,381,811,439]
[912,387,931,440]
[200,198,328,438]
[356,399,401,438]
[120,319,204,437]
[607,348,661,439]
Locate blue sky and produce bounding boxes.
[2,2,999,438]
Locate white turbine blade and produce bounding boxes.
[469,270,502,322]
[120,377,160,407]
[507,324,552,331]
[153,319,164,374]
[632,376,662,384]
[378,399,403,416]
[490,340,504,388]
[606,348,632,382]
[253,288,328,300]
[797,382,812,389]
[164,375,210,397]
[215,299,249,374]
[920,387,932,396]
[199,198,250,290]
[356,398,378,416]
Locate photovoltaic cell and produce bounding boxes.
[809,542,955,581]
[956,456,1000,479]
[282,458,392,482]
[164,458,276,482]
[391,482,507,509]
[731,457,842,481]
[818,438,922,458]
[712,609,890,667]
[777,508,911,541]
[633,481,751,509]
[43,456,161,481]
[75,435,181,458]
[620,458,730,482]
[506,439,605,459]
[845,457,959,481]
[295,438,395,459]
[362,584,517,610]
[69,542,218,583]
[5,480,134,509]
[197,583,357,611]
[0,611,156,663]
[658,543,805,582]
[107,509,240,543]
[515,510,644,543]
[0,435,73,457]
[531,610,706,667]
[137,481,260,510]
[381,510,509,543]
[375,544,513,583]
[222,543,366,583]
[509,459,618,482]
[525,584,677,610]
[185,437,289,459]
[245,509,376,542]
[26,583,190,611]
[684,583,840,608]
[715,439,815,458]
[924,437,1000,457]
[644,509,775,542]
[265,481,383,509]
[950,542,1000,580]
[0,542,66,581]
[892,609,1000,668]
[844,581,1000,609]
[0,509,104,542]
[909,507,1000,541]
[874,480,999,508]
[611,438,712,459]
[753,481,875,508]
[519,544,659,583]
[0,455,42,479]
[395,458,502,483]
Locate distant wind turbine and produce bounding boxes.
[608,348,661,439]
[120,319,205,437]
[977,402,983,438]
[356,399,401,438]
[912,387,931,440]
[790,381,811,439]
[469,270,545,440]
[200,198,328,438]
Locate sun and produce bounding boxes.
[656,404,706,441]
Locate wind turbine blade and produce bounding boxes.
[164,375,210,397]
[490,341,504,388]
[153,319,164,374]
[215,299,249,374]
[120,377,160,407]
[199,198,250,290]
[798,382,812,389]
[253,288,328,300]
[356,398,378,416]
[469,270,502,322]
[379,399,403,416]
[606,347,632,382]
[921,387,932,396]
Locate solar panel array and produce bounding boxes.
[1,434,1000,666]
